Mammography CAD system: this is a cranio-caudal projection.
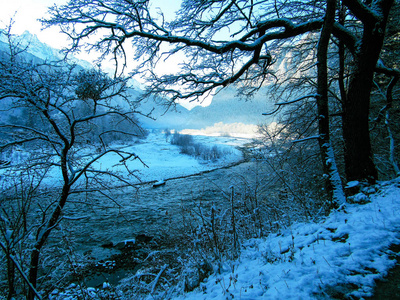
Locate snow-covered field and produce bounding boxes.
[0,133,247,188]
[177,178,400,299]
[92,133,246,183]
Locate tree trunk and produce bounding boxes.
[27,181,71,300]
[386,110,400,175]
[342,0,393,183]
[317,0,346,206]
[27,249,40,300]
[7,253,15,300]
[343,36,379,183]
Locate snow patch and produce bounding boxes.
[0,133,245,189]
[177,177,400,299]
[346,180,360,188]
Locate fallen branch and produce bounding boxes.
[151,264,168,294]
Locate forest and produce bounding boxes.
[0,0,399,299]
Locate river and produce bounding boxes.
[60,159,277,260]
[41,152,316,293]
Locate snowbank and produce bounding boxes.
[178,178,400,299]
[0,133,245,188]
[92,133,245,183]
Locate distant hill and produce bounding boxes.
[0,30,93,68]
[0,30,278,133]
[137,86,276,131]
[182,87,275,129]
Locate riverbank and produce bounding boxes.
[108,133,249,183]
[49,176,400,299]
[177,177,400,300]
[0,133,250,196]
[48,159,271,299]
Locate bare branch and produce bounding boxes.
[292,135,320,143]
[275,94,319,106]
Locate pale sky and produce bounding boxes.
[0,0,211,108]
[1,0,181,47]
[0,0,69,49]
[1,0,181,55]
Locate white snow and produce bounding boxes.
[0,133,246,188]
[49,177,400,299]
[6,131,400,299]
[346,180,361,188]
[176,177,400,299]
[91,133,245,183]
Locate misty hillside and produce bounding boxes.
[183,87,274,129]
[0,30,278,132]
[0,30,93,68]
[137,88,275,131]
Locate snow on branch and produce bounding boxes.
[292,135,320,143]
[43,2,329,102]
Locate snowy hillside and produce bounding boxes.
[0,30,93,69]
[49,177,400,299]
[177,178,400,299]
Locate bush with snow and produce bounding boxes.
[170,132,227,161]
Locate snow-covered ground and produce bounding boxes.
[6,132,400,299]
[1,133,247,188]
[92,133,247,183]
[177,178,400,299]
[50,176,400,299]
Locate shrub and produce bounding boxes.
[170,133,225,161]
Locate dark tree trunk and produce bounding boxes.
[7,254,15,300]
[27,176,71,300]
[317,0,346,206]
[343,0,393,183]
[27,250,40,300]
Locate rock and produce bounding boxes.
[346,180,360,188]
[361,186,376,195]
[345,180,361,195]
[102,282,111,289]
[101,242,114,248]
[136,234,152,244]
[153,180,166,187]
[113,235,152,250]
[348,192,370,204]
[115,239,136,250]
[184,261,212,292]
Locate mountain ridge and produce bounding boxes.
[0,30,276,132]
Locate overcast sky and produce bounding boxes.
[0,0,68,49]
[1,0,181,50]
[0,0,208,108]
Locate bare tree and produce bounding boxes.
[0,29,146,299]
[316,0,345,205]
[43,0,398,188]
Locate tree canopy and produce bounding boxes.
[44,0,399,186]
